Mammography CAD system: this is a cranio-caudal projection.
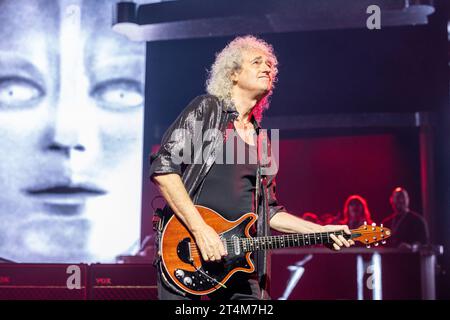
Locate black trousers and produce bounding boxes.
[157,266,268,300]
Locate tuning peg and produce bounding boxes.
[364,221,367,225]
[366,245,371,249]
[374,242,379,247]
[371,222,376,227]
[380,223,383,228]
[381,241,386,245]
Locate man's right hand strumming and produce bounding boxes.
[152,173,227,262]
[192,223,228,262]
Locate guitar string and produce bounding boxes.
[188,229,388,255]
[187,229,386,247]
[187,229,387,249]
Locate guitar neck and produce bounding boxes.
[238,230,359,252]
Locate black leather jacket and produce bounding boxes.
[149,94,286,296]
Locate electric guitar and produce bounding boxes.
[160,205,391,295]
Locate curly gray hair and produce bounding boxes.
[206,35,278,121]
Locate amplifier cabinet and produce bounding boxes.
[0,264,87,300]
[88,263,157,300]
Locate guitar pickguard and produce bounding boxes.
[170,215,254,293]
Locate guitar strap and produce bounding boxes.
[255,126,271,299]
[255,127,261,218]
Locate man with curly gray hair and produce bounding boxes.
[150,35,354,300]
[206,35,278,123]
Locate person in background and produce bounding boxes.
[382,187,429,247]
[340,195,374,230]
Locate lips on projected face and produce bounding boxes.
[0,0,145,263]
[25,183,107,206]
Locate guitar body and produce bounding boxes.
[159,205,392,296]
[161,205,257,295]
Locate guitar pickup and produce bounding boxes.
[177,238,193,263]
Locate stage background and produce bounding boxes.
[142,9,449,297]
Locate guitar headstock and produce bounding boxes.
[352,222,392,248]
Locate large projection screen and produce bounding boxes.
[0,0,145,263]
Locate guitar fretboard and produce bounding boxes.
[229,230,358,253]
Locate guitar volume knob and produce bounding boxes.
[183,277,193,286]
[175,269,185,279]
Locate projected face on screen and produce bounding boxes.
[0,0,145,263]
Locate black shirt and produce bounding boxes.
[196,129,258,221]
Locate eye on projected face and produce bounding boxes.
[0,0,145,263]
[0,77,44,108]
[92,79,144,111]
